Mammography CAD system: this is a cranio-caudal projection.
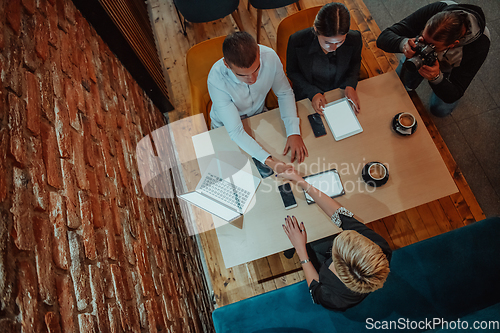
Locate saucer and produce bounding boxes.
[392,113,417,136]
[362,162,389,187]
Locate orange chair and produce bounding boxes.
[276,6,370,81]
[186,36,279,127]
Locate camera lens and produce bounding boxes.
[404,57,421,72]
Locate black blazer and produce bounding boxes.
[286,28,362,101]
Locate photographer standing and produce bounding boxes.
[376,1,490,117]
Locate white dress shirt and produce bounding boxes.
[208,45,301,164]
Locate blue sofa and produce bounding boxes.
[212,217,500,333]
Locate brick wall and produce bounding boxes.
[0,0,214,332]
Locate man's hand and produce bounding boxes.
[402,37,418,58]
[345,86,360,113]
[311,93,327,115]
[419,59,441,81]
[283,135,308,163]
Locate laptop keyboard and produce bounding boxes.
[200,173,250,210]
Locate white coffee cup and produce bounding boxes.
[397,112,416,129]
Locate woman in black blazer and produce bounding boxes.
[286,3,362,114]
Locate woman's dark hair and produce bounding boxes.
[314,3,351,37]
[425,11,467,45]
[223,32,259,68]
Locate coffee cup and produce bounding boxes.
[362,162,389,187]
[397,112,416,129]
[368,163,387,180]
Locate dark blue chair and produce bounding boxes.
[173,0,243,35]
[248,0,301,42]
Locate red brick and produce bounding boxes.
[102,200,117,260]
[68,230,90,311]
[56,275,77,333]
[6,0,22,35]
[61,159,81,228]
[10,167,35,250]
[0,11,4,50]
[121,211,136,265]
[110,264,131,331]
[72,131,89,190]
[85,44,97,84]
[78,191,97,260]
[100,129,114,177]
[5,38,24,96]
[76,80,85,112]
[7,92,27,168]
[126,303,141,333]
[134,243,154,297]
[82,118,96,168]
[115,239,132,301]
[29,137,49,211]
[49,191,70,270]
[110,198,121,236]
[115,136,129,188]
[35,12,49,61]
[37,69,55,122]
[55,0,67,32]
[64,78,81,131]
[33,215,56,305]
[60,32,72,74]
[54,98,72,158]
[78,314,97,333]
[0,130,8,203]
[50,48,64,97]
[64,0,75,24]
[94,232,114,299]
[145,298,165,333]
[22,0,36,15]
[25,71,41,135]
[47,2,58,47]
[22,14,40,72]
[95,155,107,196]
[84,90,98,138]
[107,303,120,333]
[17,261,41,332]
[40,121,62,188]
[45,312,63,333]
[91,85,105,128]
[89,265,110,333]
[74,11,86,49]
[37,0,48,17]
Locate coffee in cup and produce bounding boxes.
[397,112,416,129]
[368,163,387,180]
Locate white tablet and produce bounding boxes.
[303,169,345,204]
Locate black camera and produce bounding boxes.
[404,37,438,72]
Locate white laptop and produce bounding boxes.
[323,98,363,141]
[178,158,261,222]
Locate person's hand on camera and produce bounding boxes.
[282,216,307,252]
[402,38,418,58]
[419,59,441,81]
[312,93,327,115]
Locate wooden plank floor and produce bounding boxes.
[147,0,485,308]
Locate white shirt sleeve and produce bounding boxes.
[208,81,271,164]
[270,51,301,137]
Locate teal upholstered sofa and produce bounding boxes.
[212,217,500,333]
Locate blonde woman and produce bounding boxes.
[279,168,391,311]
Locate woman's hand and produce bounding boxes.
[282,216,307,252]
[276,166,303,183]
[345,86,360,113]
[312,93,327,115]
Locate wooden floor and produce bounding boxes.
[148,0,485,308]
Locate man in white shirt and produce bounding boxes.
[208,32,308,171]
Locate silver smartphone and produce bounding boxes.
[278,183,297,210]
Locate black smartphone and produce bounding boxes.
[252,157,274,178]
[308,113,327,137]
[278,183,297,210]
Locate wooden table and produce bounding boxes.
[173,71,457,269]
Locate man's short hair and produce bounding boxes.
[425,11,467,45]
[314,2,351,37]
[332,230,390,294]
[223,32,259,68]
